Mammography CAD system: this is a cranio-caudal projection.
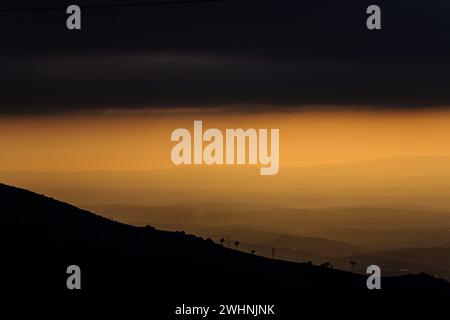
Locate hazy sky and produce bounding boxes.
[1,1,450,172]
[2,110,450,171]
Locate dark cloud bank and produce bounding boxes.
[0,0,449,115]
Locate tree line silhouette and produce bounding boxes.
[218,237,360,273]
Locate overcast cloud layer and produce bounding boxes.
[0,0,449,115]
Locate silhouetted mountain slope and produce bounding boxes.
[1,183,450,300]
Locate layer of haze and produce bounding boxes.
[2,109,450,209]
[2,110,450,171]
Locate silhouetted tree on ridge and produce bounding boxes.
[349,261,357,273]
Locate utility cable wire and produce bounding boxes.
[0,0,226,13]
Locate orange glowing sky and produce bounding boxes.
[1,110,450,172]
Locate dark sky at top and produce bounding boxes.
[0,0,449,115]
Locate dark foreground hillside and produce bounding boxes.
[1,183,450,302]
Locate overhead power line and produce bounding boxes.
[0,0,226,13]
